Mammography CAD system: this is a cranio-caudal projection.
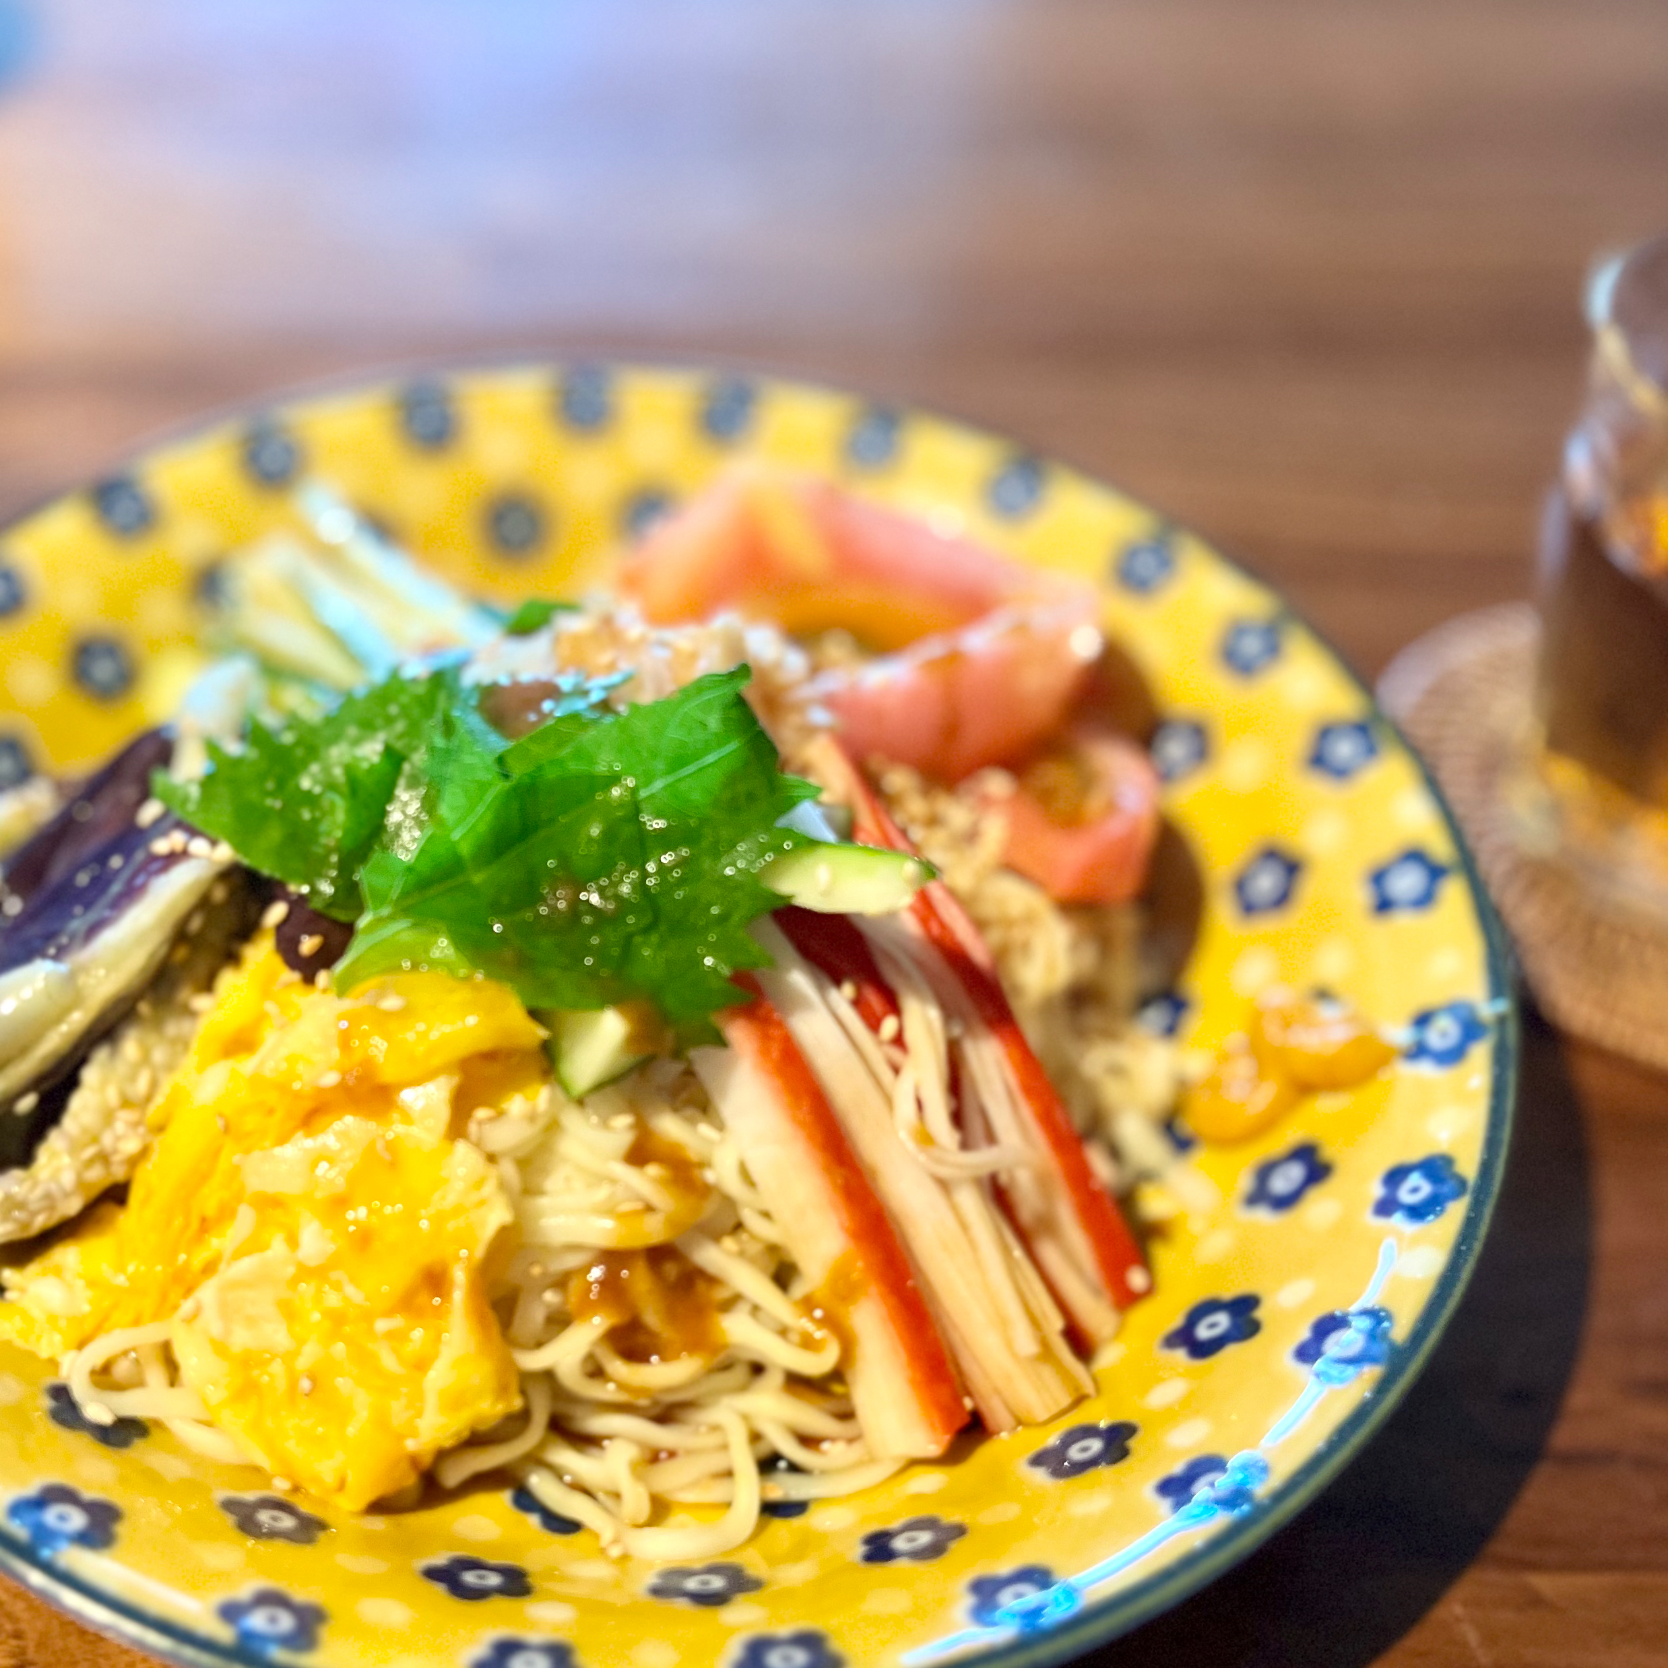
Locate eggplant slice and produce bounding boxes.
[0,870,257,1242]
[0,733,257,1241]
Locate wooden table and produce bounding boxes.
[0,2,1660,1663]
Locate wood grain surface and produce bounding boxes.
[0,2,1661,1664]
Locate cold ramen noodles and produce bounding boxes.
[0,467,1391,1556]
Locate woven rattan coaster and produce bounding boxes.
[1379,601,1668,1072]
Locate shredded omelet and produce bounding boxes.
[0,934,549,1510]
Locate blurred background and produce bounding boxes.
[0,0,1662,679]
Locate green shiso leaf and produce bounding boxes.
[155,661,816,1036]
[151,669,458,919]
[502,598,577,636]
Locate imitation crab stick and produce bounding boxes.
[748,921,1092,1433]
[798,735,1151,1334]
[690,984,967,1460]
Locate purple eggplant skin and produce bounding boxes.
[273,888,353,983]
[0,729,173,913]
[0,811,219,975]
[0,808,227,1159]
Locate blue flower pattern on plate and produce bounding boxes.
[1154,1455,1228,1514]
[648,1563,763,1606]
[1163,1111,1199,1153]
[702,378,756,441]
[1369,849,1450,914]
[1137,991,1189,1038]
[1163,1295,1262,1360]
[1373,1154,1468,1225]
[859,1515,966,1564]
[0,735,32,790]
[559,365,612,430]
[220,1494,327,1545]
[399,380,455,448]
[485,494,545,557]
[73,635,135,700]
[759,1457,810,1519]
[1244,1142,1332,1214]
[1405,1000,1489,1068]
[846,407,899,468]
[1150,719,1208,783]
[1197,1451,1269,1515]
[1234,847,1301,915]
[988,456,1044,518]
[1294,1306,1394,1385]
[1221,618,1282,676]
[732,1630,843,1668]
[217,1588,326,1657]
[46,1382,146,1448]
[91,476,152,537]
[421,1554,533,1602]
[1026,1421,1137,1480]
[509,1485,579,1536]
[1114,535,1174,594]
[967,1565,1058,1628]
[622,488,674,541]
[6,1483,119,1555]
[472,1641,576,1668]
[1308,720,1378,780]
[0,562,24,616]
[243,422,301,487]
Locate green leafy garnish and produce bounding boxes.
[153,671,458,918]
[154,664,818,1036]
[502,598,576,636]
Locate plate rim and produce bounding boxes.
[0,357,1519,1668]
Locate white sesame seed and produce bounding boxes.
[185,835,213,859]
[316,1070,341,1089]
[12,1091,37,1116]
[298,933,324,958]
[134,797,165,829]
[877,1014,901,1042]
[260,899,291,930]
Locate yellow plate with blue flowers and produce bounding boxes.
[0,365,1513,1668]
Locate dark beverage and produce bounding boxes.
[1534,236,1668,823]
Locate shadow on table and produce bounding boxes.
[1090,1005,1590,1668]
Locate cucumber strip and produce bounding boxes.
[760,843,931,917]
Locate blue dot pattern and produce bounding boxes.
[400,381,456,448]
[72,636,135,701]
[846,407,900,468]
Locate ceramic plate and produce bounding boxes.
[0,365,1514,1668]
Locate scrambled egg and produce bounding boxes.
[0,935,548,1510]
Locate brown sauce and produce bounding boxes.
[801,1248,868,1359]
[566,1245,726,1365]
[624,1124,711,1226]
